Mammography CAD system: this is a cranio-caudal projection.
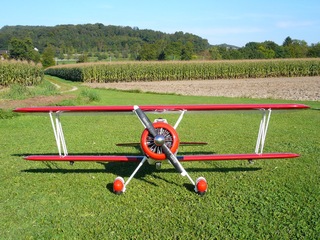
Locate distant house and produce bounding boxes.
[0,50,9,60]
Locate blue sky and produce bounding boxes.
[1,0,319,47]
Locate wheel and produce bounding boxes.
[140,122,179,160]
[113,176,125,194]
[195,177,207,196]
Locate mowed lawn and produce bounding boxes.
[0,87,319,239]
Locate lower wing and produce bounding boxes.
[24,153,299,162]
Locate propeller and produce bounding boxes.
[134,105,187,176]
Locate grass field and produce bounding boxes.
[0,82,319,239]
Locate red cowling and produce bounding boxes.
[140,122,179,160]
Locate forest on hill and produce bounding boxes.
[0,24,209,61]
[0,23,319,65]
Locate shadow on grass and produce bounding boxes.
[20,161,261,175]
[184,183,196,193]
[17,153,261,194]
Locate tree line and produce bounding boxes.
[209,38,320,60]
[0,24,209,64]
[0,23,319,67]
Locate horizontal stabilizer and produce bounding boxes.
[116,142,208,147]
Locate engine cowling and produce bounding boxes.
[140,122,179,160]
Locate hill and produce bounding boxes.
[0,24,210,60]
[215,43,240,50]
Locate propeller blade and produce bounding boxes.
[134,105,157,137]
[162,144,187,176]
[134,106,187,176]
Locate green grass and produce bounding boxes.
[0,84,319,239]
[0,80,59,100]
[0,75,80,101]
[44,75,76,93]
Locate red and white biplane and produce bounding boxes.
[14,103,309,195]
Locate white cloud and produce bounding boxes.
[276,21,315,28]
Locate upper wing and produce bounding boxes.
[14,104,309,113]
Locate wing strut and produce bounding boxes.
[173,110,186,129]
[49,111,68,157]
[255,108,272,154]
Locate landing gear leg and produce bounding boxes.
[112,156,148,194]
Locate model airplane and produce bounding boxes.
[14,103,309,195]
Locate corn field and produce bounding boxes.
[0,60,44,86]
[45,59,320,83]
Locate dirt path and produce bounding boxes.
[48,80,78,93]
[84,76,320,101]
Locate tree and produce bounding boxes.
[291,40,308,58]
[307,43,320,57]
[163,41,183,60]
[283,39,308,58]
[263,41,285,58]
[209,47,222,60]
[181,42,194,60]
[130,43,142,60]
[9,37,40,62]
[283,36,293,47]
[9,38,27,60]
[258,45,275,59]
[228,49,243,59]
[241,42,265,59]
[41,45,56,68]
[137,43,158,60]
